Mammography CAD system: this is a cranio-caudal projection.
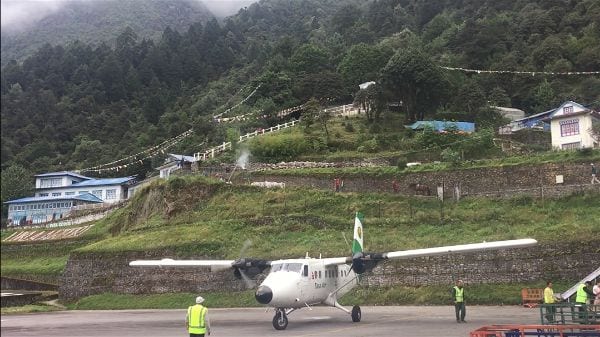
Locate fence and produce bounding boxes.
[540,303,600,325]
[193,120,299,161]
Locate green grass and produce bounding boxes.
[70,180,599,257]
[0,304,63,315]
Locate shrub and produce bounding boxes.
[344,122,355,132]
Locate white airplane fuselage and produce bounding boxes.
[255,258,359,308]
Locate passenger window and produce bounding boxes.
[319,271,321,278]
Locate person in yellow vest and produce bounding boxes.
[186,296,211,337]
[451,279,466,323]
[544,280,558,323]
[575,281,594,322]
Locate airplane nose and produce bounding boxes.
[255,285,273,304]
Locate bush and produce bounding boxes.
[344,122,355,132]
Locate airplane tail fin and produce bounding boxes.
[352,212,364,255]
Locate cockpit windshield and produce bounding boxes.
[270,263,303,273]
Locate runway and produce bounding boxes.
[1,305,539,337]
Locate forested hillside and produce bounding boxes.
[1,0,599,200]
[0,0,214,65]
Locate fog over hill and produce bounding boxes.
[0,0,244,64]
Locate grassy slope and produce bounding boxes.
[73,177,599,258]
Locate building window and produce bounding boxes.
[563,106,573,114]
[562,142,581,150]
[52,192,61,197]
[560,119,579,137]
[39,193,49,197]
[106,189,117,200]
[40,178,62,188]
[92,190,103,199]
[65,191,75,196]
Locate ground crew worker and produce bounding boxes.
[186,296,210,337]
[544,281,557,322]
[575,281,594,322]
[452,279,466,323]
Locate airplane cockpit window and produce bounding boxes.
[270,263,303,273]
[285,263,302,273]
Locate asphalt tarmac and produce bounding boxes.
[1,305,540,337]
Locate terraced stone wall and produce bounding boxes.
[60,241,599,300]
[243,162,600,198]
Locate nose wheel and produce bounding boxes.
[272,309,288,330]
[351,305,361,322]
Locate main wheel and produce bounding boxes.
[272,310,288,330]
[351,305,361,322]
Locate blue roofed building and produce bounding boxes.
[406,121,475,133]
[4,171,135,227]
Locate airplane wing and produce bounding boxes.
[323,238,537,267]
[129,258,271,272]
[384,238,538,260]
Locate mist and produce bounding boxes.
[202,0,256,18]
[1,0,257,32]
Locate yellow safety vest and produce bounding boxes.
[187,304,207,335]
[544,287,555,304]
[454,286,464,302]
[575,284,587,303]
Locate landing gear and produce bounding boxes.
[351,305,361,322]
[272,309,288,330]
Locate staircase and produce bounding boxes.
[560,266,600,301]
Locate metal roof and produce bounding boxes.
[4,193,103,204]
[34,171,92,180]
[71,177,134,187]
[167,153,196,163]
[406,121,475,133]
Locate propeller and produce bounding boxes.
[232,240,269,289]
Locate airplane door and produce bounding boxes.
[300,264,309,302]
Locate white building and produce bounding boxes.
[157,153,196,179]
[494,106,525,121]
[548,101,599,150]
[5,171,135,226]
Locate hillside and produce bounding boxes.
[0,0,214,65]
[2,0,599,183]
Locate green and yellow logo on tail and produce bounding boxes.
[352,212,364,255]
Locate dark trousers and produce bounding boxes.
[545,305,556,322]
[455,302,466,321]
[190,334,204,337]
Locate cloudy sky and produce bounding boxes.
[1,0,256,30]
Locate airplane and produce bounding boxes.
[130,212,537,330]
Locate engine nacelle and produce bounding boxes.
[352,253,366,274]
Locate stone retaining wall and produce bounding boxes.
[60,241,600,300]
[241,162,600,198]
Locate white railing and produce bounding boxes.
[193,120,299,161]
[191,103,356,162]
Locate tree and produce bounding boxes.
[289,43,330,74]
[353,83,385,122]
[338,43,388,91]
[380,47,449,122]
[1,165,33,216]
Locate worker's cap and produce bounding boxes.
[196,296,205,304]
